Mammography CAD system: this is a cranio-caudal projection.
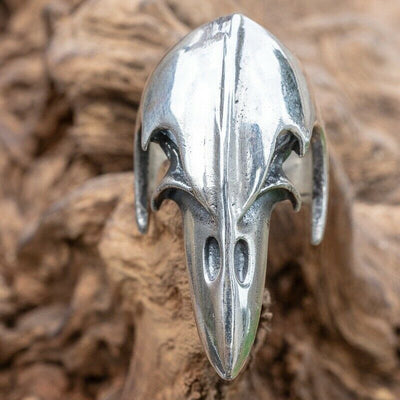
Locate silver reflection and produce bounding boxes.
[134,14,328,380]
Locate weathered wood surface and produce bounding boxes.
[0,0,399,399]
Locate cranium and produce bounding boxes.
[134,14,328,380]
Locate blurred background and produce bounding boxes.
[0,0,399,399]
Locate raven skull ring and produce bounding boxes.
[134,14,328,380]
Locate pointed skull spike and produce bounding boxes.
[133,14,328,380]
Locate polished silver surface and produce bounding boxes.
[134,14,328,380]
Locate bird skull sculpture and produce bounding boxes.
[134,14,328,380]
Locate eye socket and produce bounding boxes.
[274,131,301,161]
[150,132,214,216]
[257,179,301,212]
[234,239,249,284]
[150,129,198,211]
[257,131,302,211]
[204,237,220,281]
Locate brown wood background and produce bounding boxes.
[0,0,399,399]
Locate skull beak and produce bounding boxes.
[181,201,270,380]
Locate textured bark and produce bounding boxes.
[0,0,399,399]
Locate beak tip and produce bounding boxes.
[201,308,257,381]
[217,370,236,381]
[214,362,242,381]
[209,349,245,381]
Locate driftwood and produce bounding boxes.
[0,0,399,399]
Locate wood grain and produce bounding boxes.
[0,0,399,399]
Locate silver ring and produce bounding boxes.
[134,13,328,380]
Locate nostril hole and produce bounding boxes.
[234,239,249,284]
[204,237,220,281]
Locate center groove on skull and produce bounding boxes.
[234,239,249,284]
[204,237,221,281]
